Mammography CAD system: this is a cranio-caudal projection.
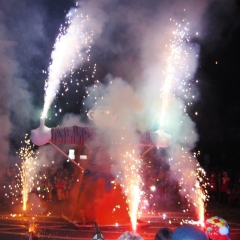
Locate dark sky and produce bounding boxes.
[195,1,240,133]
[0,0,240,165]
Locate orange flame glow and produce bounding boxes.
[28,221,38,234]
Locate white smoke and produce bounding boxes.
[1,0,238,222]
[75,0,210,218]
[0,41,14,164]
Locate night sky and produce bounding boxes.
[196,1,240,133]
[0,0,240,167]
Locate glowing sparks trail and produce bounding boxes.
[120,150,143,231]
[42,6,93,118]
[177,152,209,227]
[28,221,38,233]
[18,134,38,211]
[194,161,209,226]
[160,19,190,127]
[27,221,39,240]
[158,17,207,226]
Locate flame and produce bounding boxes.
[28,222,38,233]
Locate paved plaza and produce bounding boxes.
[0,199,240,239]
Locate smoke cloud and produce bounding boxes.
[1,0,239,220]
[0,0,50,165]
[71,0,209,216]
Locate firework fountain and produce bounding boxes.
[38,3,95,169]
[30,1,208,231]
[32,1,149,231]
[18,134,38,211]
[158,18,208,226]
[121,150,142,231]
[27,221,38,240]
[42,5,93,119]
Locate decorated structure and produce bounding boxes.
[30,104,171,225]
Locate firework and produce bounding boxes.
[159,17,205,225]
[117,150,143,231]
[160,19,191,128]
[180,158,209,227]
[28,221,38,233]
[42,5,94,118]
[194,161,209,226]
[18,134,38,211]
[27,220,39,240]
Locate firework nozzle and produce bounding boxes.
[40,117,45,128]
[156,129,172,148]
[30,117,51,146]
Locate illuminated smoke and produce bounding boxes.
[160,21,206,224]
[31,0,211,229]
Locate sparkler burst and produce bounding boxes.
[18,134,39,211]
[180,159,209,227]
[28,221,38,233]
[42,5,94,118]
[117,150,143,231]
[156,16,207,226]
[160,18,193,128]
[194,160,209,225]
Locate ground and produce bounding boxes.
[0,196,240,239]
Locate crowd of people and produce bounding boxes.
[0,161,236,240]
[206,168,240,206]
[142,160,240,210]
[113,226,208,240]
[0,163,78,206]
[1,161,240,209]
[142,166,181,211]
[35,167,76,201]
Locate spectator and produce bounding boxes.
[63,177,70,200]
[55,178,64,201]
[156,168,166,197]
[208,170,218,203]
[46,180,53,201]
[154,228,172,240]
[228,176,240,207]
[171,225,207,240]
[38,181,46,200]
[220,171,231,204]
[118,231,143,240]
